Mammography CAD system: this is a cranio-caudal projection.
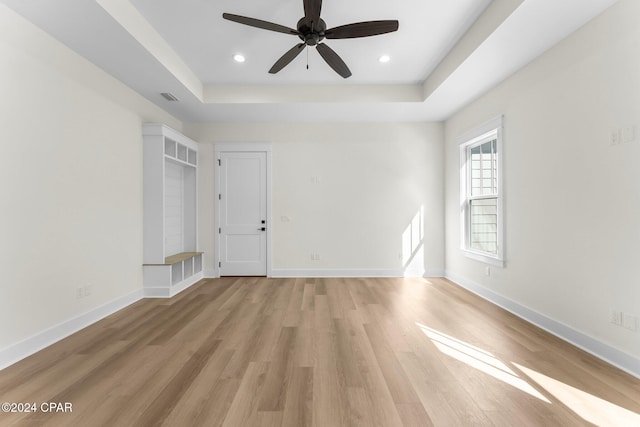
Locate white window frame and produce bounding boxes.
[458,115,504,267]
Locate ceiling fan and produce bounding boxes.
[222,0,399,78]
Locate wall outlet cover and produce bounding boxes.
[610,310,622,325]
[623,314,637,331]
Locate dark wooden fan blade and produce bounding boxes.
[303,0,322,25]
[316,43,351,78]
[325,20,399,39]
[269,43,306,74]
[222,13,299,36]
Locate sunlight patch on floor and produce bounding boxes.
[416,323,550,402]
[515,363,640,427]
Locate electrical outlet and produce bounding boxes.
[610,310,622,325]
[84,285,92,296]
[621,126,637,144]
[610,125,637,146]
[76,287,84,299]
[310,253,321,261]
[623,314,637,331]
[610,131,619,146]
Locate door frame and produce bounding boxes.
[213,142,272,277]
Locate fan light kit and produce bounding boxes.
[223,0,399,78]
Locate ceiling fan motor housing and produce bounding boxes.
[297,18,326,45]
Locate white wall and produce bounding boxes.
[0,6,181,359]
[185,122,444,277]
[444,0,640,363]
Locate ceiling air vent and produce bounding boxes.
[160,92,179,101]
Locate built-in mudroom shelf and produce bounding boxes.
[143,252,203,297]
[142,124,202,298]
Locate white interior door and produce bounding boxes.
[219,151,267,276]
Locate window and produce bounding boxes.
[459,116,504,267]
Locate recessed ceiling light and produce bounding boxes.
[378,55,391,63]
[233,54,245,63]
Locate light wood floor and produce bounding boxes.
[1,277,640,426]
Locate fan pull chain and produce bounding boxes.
[306,47,309,70]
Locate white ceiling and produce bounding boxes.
[130,0,489,85]
[3,0,619,123]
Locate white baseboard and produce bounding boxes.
[143,287,172,298]
[270,268,444,278]
[445,271,640,380]
[270,268,402,278]
[203,269,218,279]
[0,289,144,371]
[422,270,446,278]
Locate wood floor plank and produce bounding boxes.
[345,386,377,426]
[1,277,639,427]
[219,306,276,380]
[256,411,283,427]
[396,402,435,427]
[311,294,347,427]
[135,339,223,425]
[220,361,269,427]
[343,310,380,367]
[334,319,364,388]
[281,366,314,427]
[301,280,316,311]
[358,363,405,427]
[249,309,287,363]
[159,348,236,426]
[180,377,241,427]
[363,322,420,404]
[293,309,316,368]
[257,326,297,411]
